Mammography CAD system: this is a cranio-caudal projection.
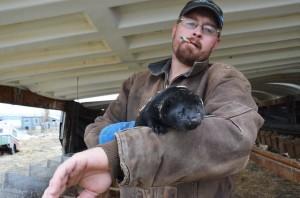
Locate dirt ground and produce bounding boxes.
[233,161,300,198]
[0,129,62,176]
[0,130,299,197]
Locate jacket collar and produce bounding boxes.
[148,58,210,78]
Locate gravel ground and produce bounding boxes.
[0,130,299,197]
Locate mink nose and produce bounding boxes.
[187,113,202,129]
[192,112,203,122]
[190,117,201,125]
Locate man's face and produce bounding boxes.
[172,9,220,66]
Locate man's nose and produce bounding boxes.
[192,26,203,38]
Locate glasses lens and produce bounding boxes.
[182,19,197,29]
[180,18,219,36]
[202,25,218,36]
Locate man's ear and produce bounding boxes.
[171,23,177,38]
[212,37,220,51]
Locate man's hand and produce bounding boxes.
[42,147,112,198]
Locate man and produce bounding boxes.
[43,0,264,197]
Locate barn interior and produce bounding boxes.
[0,0,299,191]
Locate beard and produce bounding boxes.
[173,38,212,66]
[174,43,200,66]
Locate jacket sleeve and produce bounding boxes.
[115,65,264,187]
[84,74,135,148]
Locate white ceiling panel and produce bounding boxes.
[0,0,299,103]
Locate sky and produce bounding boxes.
[0,93,119,119]
[76,93,118,103]
[0,103,62,119]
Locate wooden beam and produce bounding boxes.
[0,85,66,110]
[251,146,300,183]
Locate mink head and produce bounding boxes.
[160,89,205,131]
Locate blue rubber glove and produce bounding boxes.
[99,121,136,144]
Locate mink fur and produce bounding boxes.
[135,86,205,134]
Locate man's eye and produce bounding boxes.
[203,25,216,34]
[185,21,197,28]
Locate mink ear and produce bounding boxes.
[157,102,166,121]
[159,99,172,116]
[157,103,163,113]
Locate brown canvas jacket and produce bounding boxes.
[84,58,264,198]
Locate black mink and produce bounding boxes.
[135,86,205,134]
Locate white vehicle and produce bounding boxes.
[0,121,20,154]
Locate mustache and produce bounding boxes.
[189,38,201,49]
[180,36,201,49]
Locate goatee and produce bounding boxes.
[175,43,201,66]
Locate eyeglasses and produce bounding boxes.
[178,17,220,36]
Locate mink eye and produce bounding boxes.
[181,108,186,115]
[177,107,185,117]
